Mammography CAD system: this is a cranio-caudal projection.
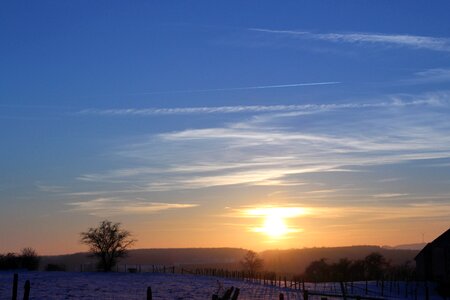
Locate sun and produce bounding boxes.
[262,215,288,238]
[245,206,306,239]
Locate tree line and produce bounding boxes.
[0,247,40,271]
[301,252,415,282]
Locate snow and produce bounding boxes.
[0,272,299,299]
[0,272,444,299]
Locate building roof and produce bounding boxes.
[415,228,450,260]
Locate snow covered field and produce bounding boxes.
[0,272,443,299]
[0,272,299,300]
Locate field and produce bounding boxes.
[0,272,298,300]
[0,271,443,299]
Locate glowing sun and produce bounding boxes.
[262,215,288,238]
[246,206,306,239]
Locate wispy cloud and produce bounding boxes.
[323,202,450,223]
[68,198,198,217]
[237,205,310,218]
[410,68,450,83]
[378,177,403,183]
[79,104,326,116]
[74,91,450,192]
[372,193,409,198]
[79,97,444,117]
[249,28,450,52]
[35,182,67,193]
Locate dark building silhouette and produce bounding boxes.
[415,228,450,282]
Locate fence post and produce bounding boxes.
[23,280,30,300]
[340,282,347,300]
[303,290,308,300]
[279,293,284,300]
[147,286,152,300]
[12,273,18,300]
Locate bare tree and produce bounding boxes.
[20,247,40,270]
[241,250,263,276]
[80,220,135,272]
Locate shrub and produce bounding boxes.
[20,247,40,270]
[0,253,20,270]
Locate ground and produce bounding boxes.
[0,272,443,299]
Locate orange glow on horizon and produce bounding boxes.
[243,206,305,239]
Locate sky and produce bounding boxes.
[1,1,450,255]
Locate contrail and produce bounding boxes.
[126,81,341,95]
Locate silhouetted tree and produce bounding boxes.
[80,220,135,272]
[20,247,40,270]
[331,258,352,281]
[364,252,389,279]
[305,258,330,282]
[387,260,415,280]
[241,250,263,276]
[349,259,366,280]
[301,253,412,282]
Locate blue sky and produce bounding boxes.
[1,1,450,254]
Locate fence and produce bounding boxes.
[4,270,440,300]
[179,268,435,299]
[80,264,435,299]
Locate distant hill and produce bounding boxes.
[260,246,419,275]
[41,248,248,272]
[382,243,426,250]
[41,246,419,274]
